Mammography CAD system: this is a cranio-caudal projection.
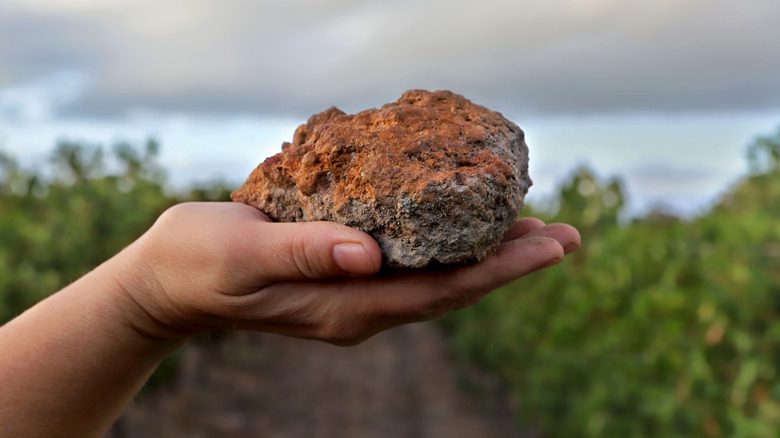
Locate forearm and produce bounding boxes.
[0,247,184,437]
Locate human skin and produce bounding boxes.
[0,202,580,437]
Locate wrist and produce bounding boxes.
[103,238,198,344]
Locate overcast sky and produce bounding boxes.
[1,0,779,215]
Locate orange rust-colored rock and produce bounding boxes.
[232,90,532,267]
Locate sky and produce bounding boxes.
[1,0,779,215]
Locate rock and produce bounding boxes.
[231,90,532,268]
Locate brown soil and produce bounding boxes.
[107,322,521,438]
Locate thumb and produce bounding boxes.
[253,221,383,282]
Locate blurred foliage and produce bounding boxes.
[442,129,780,437]
[1,131,779,436]
[0,139,230,388]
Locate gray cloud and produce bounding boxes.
[1,0,779,118]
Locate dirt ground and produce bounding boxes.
[107,322,523,438]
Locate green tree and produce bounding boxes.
[443,131,780,436]
[747,128,780,174]
[0,139,224,321]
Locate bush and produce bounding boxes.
[442,133,780,436]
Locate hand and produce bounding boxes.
[119,202,580,345]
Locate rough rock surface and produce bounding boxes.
[232,90,532,268]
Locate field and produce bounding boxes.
[2,132,779,436]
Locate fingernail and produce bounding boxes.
[333,242,373,275]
